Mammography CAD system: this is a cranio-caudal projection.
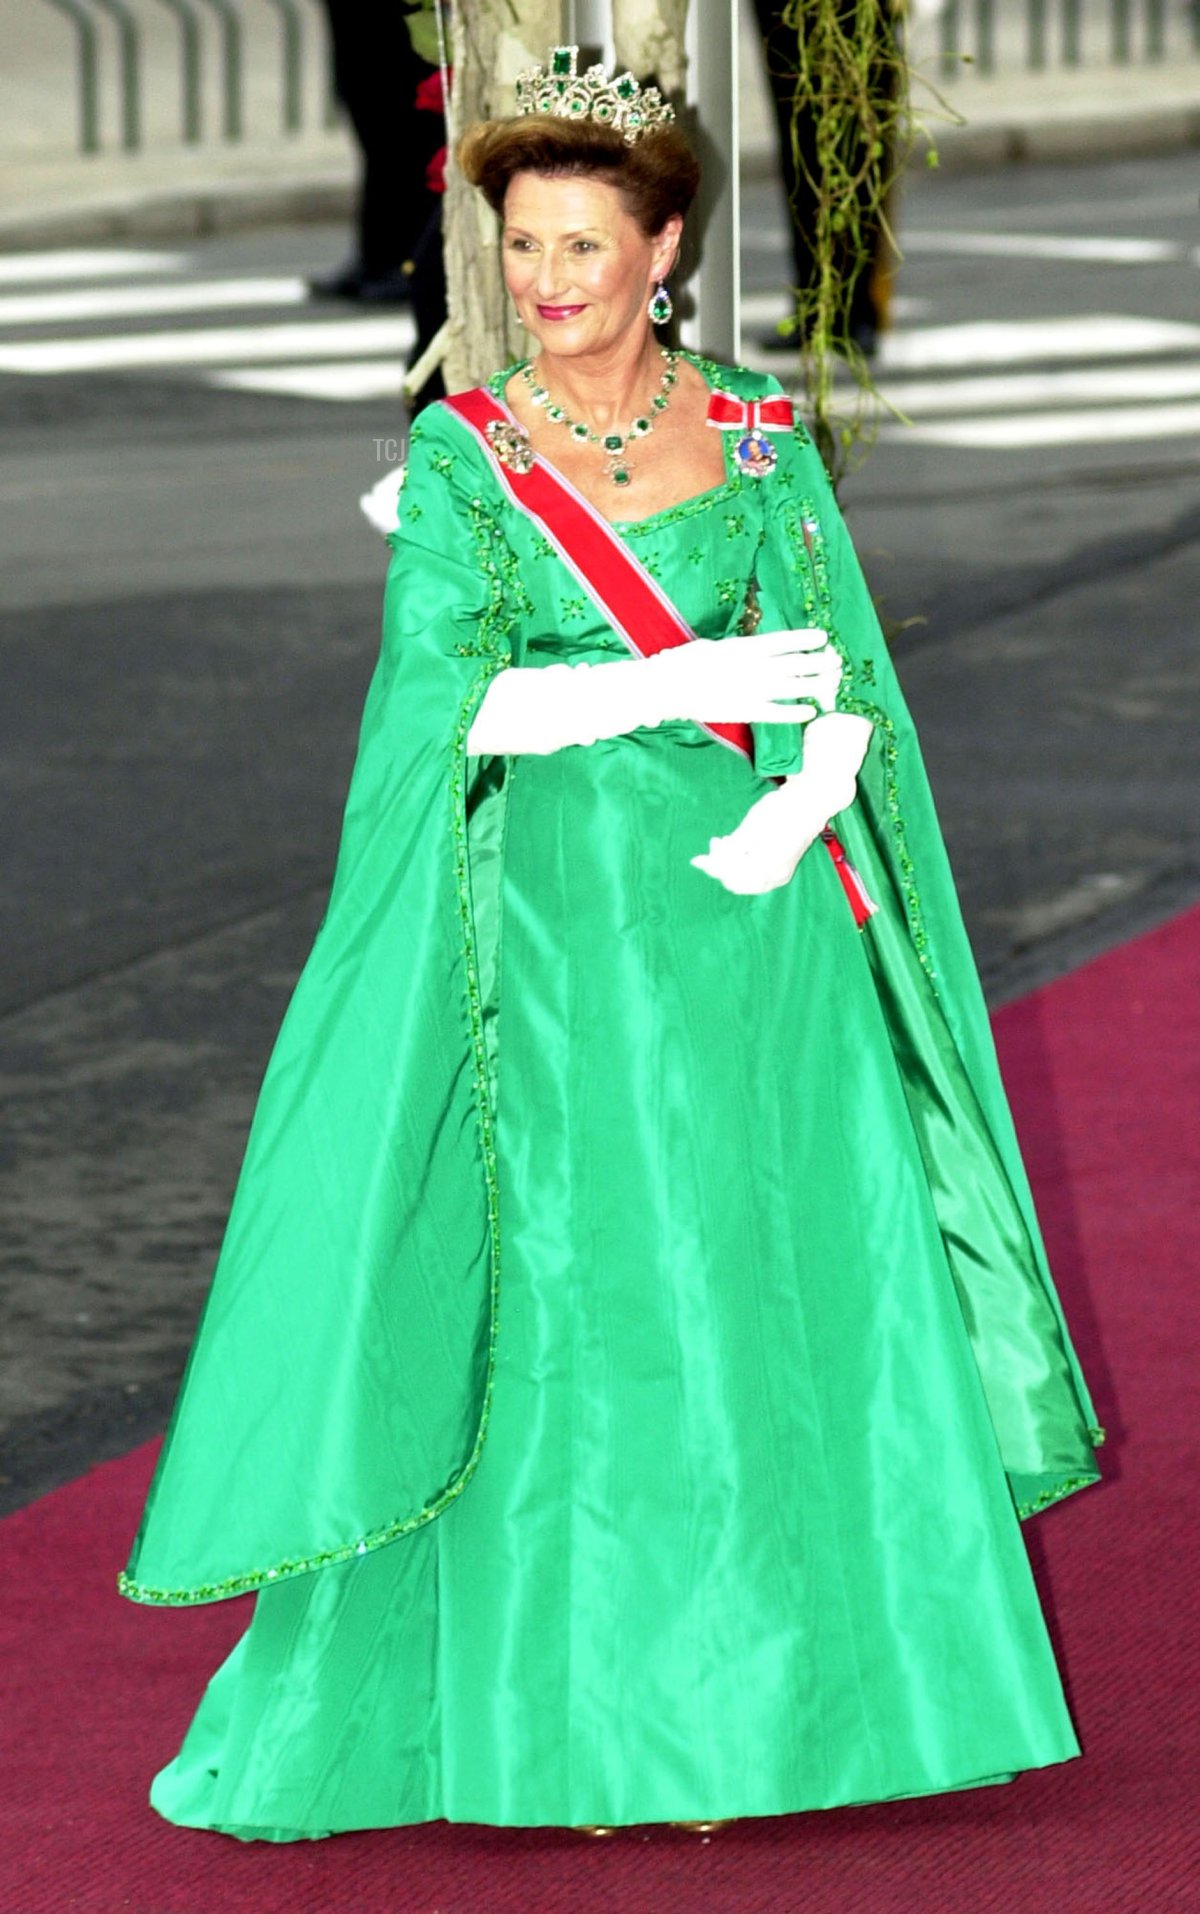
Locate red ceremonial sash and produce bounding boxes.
[442,387,875,926]
[445,386,754,763]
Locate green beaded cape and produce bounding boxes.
[119,358,1102,1608]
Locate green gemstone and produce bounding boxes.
[617,75,636,98]
[547,405,565,422]
[552,47,572,74]
[602,433,624,453]
[570,422,589,441]
[652,394,668,410]
[613,468,631,485]
[631,416,651,436]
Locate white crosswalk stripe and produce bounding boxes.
[876,315,1200,373]
[0,316,415,375]
[0,278,310,328]
[882,403,1200,449]
[898,231,1185,265]
[740,226,1189,266]
[0,248,188,285]
[0,245,415,398]
[211,362,408,402]
[872,363,1200,416]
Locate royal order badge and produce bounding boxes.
[732,429,779,479]
[706,389,793,480]
[485,418,535,474]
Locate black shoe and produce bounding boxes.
[357,264,415,306]
[848,316,879,360]
[758,320,803,353]
[307,260,365,301]
[757,319,879,360]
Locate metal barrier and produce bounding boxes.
[41,0,101,153]
[260,0,304,133]
[38,0,327,152]
[45,0,1196,157]
[153,0,202,141]
[195,0,243,140]
[87,0,141,148]
[937,0,1199,78]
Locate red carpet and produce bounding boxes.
[3,908,1197,1914]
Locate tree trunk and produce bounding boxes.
[441,1,561,393]
[612,0,688,99]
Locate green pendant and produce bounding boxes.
[612,467,631,486]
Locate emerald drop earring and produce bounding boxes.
[648,281,673,326]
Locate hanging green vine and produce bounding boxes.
[771,0,960,485]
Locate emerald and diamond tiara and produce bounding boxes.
[513,45,675,145]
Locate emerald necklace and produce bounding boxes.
[518,348,680,487]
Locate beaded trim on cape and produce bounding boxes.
[117,490,518,1608]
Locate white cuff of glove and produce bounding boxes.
[467,659,649,756]
[791,710,874,818]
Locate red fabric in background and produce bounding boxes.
[2,907,1197,1914]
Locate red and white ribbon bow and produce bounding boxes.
[706,390,795,433]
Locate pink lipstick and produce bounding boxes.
[536,303,586,320]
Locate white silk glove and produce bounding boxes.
[466,628,841,756]
[691,713,874,895]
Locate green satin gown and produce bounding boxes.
[131,356,1103,1838]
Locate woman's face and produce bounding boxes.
[502,170,680,361]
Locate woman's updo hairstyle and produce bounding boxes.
[457,114,700,237]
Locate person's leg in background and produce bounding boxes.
[750,0,895,356]
[311,1,445,303]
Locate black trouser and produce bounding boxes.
[407,205,447,412]
[318,1,444,279]
[751,0,893,341]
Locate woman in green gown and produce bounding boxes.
[121,52,1103,1838]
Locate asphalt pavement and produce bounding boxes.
[1,150,1198,1510]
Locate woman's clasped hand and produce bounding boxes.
[644,626,842,724]
[691,711,874,897]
